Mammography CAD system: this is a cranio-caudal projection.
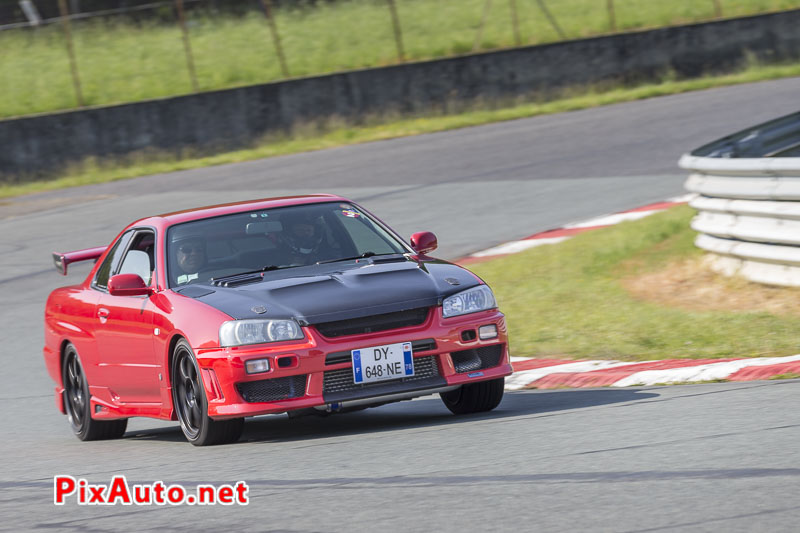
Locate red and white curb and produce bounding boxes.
[507,354,800,389]
[460,194,695,264]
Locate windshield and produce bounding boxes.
[166,202,409,287]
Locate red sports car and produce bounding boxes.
[44,195,512,445]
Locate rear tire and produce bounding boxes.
[172,339,243,446]
[440,378,505,415]
[62,344,128,441]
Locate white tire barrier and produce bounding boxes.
[680,111,800,287]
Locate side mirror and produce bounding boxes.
[109,273,152,297]
[410,231,438,255]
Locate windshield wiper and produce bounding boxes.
[317,252,375,264]
[316,252,404,265]
[210,265,287,286]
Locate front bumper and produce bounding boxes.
[192,307,512,419]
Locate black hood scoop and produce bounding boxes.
[177,258,482,324]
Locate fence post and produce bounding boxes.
[473,0,492,51]
[386,0,405,62]
[509,0,521,46]
[712,0,723,18]
[535,0,566,40]
[259,0,289,77]
[606,0,616,32]
[56,0,84,107]
[174,0,199,92]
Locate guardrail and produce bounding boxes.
[679,111,800,287]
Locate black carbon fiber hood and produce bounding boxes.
[173,257,482,324]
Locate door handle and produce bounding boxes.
[97,308,110,323]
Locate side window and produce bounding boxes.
[94,231,133,290]
[117,231,156,286]
[118,251,152,285]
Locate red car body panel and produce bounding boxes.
[44,195,513,425]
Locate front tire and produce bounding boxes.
[440,378,505,415]
[62,344,128,441]
[172,339,243,446]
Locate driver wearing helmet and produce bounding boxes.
[171,234,209,285]
[279,212,327,265]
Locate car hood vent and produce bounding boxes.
[370,255,408,264]
[185,259,481,323]
[210,273,263,288]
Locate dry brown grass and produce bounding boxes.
[622,255,800,317]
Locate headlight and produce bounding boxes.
[442,285,497,317]
[219,319,304,347]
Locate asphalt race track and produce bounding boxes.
[3,77,800,531]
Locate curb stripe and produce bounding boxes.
[728,361,800,381]
[563,210,659,229]
[470,237,568,257]
[507,355,800,389]
[505,360,639,390]
[623,201,684,213]
[610,354,800,387]
[510,358,583,371]
[462,196,692,262]
[523,227,603,240]
[526,359,738,389]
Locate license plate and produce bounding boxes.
[352,342,414,384]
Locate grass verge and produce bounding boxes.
[2,0,798,118]
[470,205,800,361]
[3,60,800,200]
[770,373,800,380]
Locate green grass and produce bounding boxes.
[770,372,800,380]
[3,59,800,198]
[470,205,800,361]
[1,0,799,118]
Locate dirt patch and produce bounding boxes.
[622,255,800,317]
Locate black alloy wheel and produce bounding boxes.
[172,339,243,446]
[62,343,127,441]
[440,377,505,415]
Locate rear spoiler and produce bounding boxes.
[52,246,107,275]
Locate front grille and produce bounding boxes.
[323,355,439,395]
[237,374,307,403]
[314,307,430,338]
[325,338,438,366]
[451,344,503,373]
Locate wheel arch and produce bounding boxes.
[53,339,75,414]
[58,339,74,382]
[166,333,187,389]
